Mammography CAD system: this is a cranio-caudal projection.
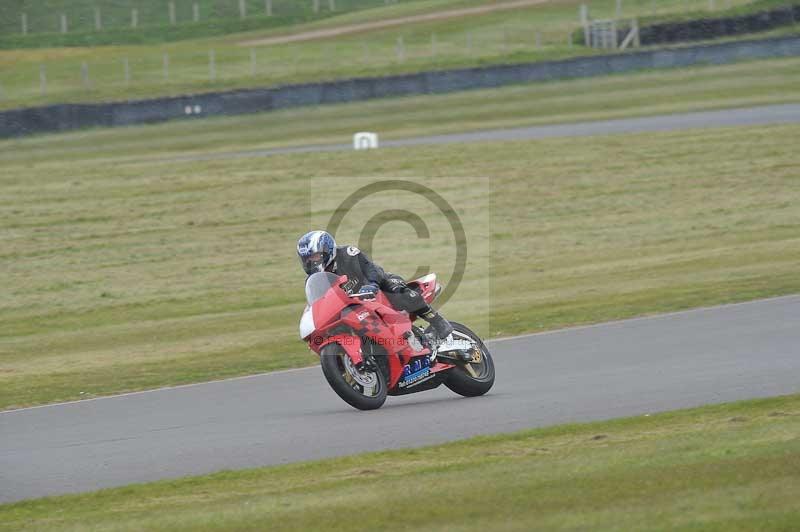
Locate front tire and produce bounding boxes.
[320,343,387,410]
[443,322,495,397]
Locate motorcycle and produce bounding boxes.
[300,271,495,410]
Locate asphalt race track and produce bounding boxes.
[1,296,798,504]
[155,103,800,163]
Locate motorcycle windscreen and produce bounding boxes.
[305,271,341,305]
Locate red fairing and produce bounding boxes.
[303,274,447,391]
[309,275,351,332]
[301,270,495,409]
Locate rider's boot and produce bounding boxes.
[420,308,453,340]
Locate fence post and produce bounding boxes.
[39,65,47,95]
[193,3,200,22]
[266,0,273,16]
[163,53,169,81]
[60,13,68,34]
[123,57,130,85]
[708,0,715,10]
[169,1,176,25]
[131,8,138,28]
[209,50,216,80]
[580,4,590,47]
[239,0,247,19]
[567,31,573,48]
[396,36,405,62]
[250,48,256,76]
[651,0,656,16]
[313,0,320,14]
[616,0,622,18]
[81,62,90,89]
[95,7,102,30]
[21,13,28,35]
[612,20,618,48]
[633,18,640,47]
[329,0,336,11]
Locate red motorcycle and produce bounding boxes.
[300,271,495,410]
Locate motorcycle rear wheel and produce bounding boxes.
[320,343,387,410]
[443,322,495,397]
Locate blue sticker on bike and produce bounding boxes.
[399,358,431,388]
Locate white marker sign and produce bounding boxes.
[353,132,379,150]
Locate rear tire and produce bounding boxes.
[443,322,495,397]
[320,343,387,410]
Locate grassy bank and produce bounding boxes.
[0,0,395,46]
[0,0,774,110]
[3,56,800,164]
[1,108,798,409]
[1,393,798,530]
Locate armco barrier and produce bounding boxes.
[2,35,800,139]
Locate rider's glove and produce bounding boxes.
[385,278,406,293]
[357,283,379,300]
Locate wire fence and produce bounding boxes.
[0,0,790,106]
[0,0,399,36]
[1,26,587,103]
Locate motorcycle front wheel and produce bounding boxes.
[320,343,387,410]
[443,322,495,397]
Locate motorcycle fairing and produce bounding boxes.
[308,278,352,333]
[303,272,455,393]
[341,298,426,388]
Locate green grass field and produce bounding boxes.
[3,54,796,162]
[4,55,797,164]
[1,55,799,411]
[0,0,393,41]
[2,393,798,530]
[0,0,784,110]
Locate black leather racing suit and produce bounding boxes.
[327,245,430,316]
[324,245,453,339]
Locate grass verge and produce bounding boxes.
[0,0,403,47]
[3,55,800,164]
[1,393,798,530]
[1,114,798,410]
[0,0,780,110]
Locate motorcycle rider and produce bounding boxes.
[296,230,454,341]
